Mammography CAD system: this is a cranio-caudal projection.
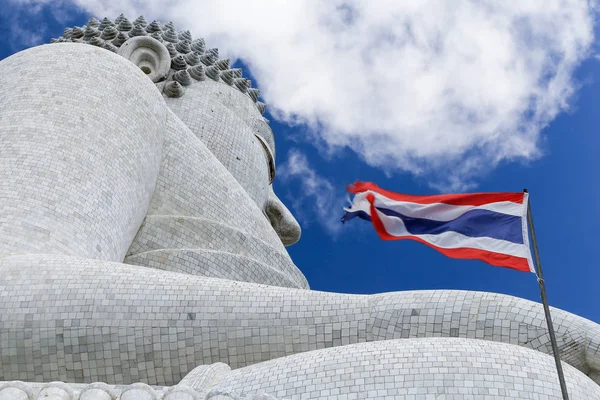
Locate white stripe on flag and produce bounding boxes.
[349,191,524,220]
[344,194,371,215]
[521,192,535,272]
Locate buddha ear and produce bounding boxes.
[118,36,171,83]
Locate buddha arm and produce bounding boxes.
[1,254,598,386]
[0,44,166,262]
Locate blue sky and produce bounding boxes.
[1,1,599,324]
[280,68,600,325]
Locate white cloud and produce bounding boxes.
[8,23,44,48]
[11,0,596,188]
[278,149,345,235]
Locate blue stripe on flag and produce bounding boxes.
[341,210,371,223]
[376,207,523,244]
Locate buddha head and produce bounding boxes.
[53,15,301,247]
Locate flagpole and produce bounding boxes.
[525,189,569,400]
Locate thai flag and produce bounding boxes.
[342,182,535,273]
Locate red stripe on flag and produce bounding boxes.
[365,193,530,272]
[349,181,524,206]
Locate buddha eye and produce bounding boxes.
[254,134,276,184]
[251,118,276,183]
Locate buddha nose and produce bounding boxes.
[265,186,301,246]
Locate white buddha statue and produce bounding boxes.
[0,15,598,399]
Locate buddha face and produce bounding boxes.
[52,18,301,246]
[163,78,301,246]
